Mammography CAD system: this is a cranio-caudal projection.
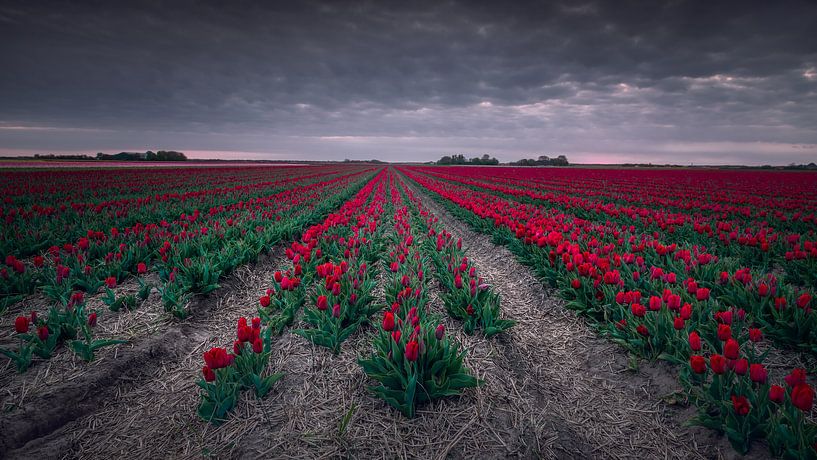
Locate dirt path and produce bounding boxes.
[405,182,732,459]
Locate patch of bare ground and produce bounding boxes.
[0,272,167,413]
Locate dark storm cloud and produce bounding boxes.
[0,0,816,163]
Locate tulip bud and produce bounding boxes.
[252,337,263,354]
[202,365,215,382]
[435,324,445,340]
[14,316,30,333]
[88,311,98,327]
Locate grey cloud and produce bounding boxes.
[0,0,816,163]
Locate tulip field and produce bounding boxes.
[0,164,815,458]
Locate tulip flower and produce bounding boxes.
[382,311,395,331]
[137,262,147,274]
[769,385,785,404]
[259,295,271,308]
[723,338,739,360]
[749,363,767,383]
[435,324,445,340]
[14,316,30,333]
[791,384,814,412]
[731,395,750,416]
[317,295,328,311]
[717,324,731,341]
[734,358,748,376]
[785,368,807,387]
[405,340,419,362]
[88,311,98,327]
[690,355,706,374]
[688,332,702,351]
[710,354,726,374]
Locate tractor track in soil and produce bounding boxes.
[0,247,285,459]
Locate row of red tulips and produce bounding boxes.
[419,167,817,289]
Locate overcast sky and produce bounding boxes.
[1,0,816,164]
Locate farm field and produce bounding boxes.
[0,164,816,459]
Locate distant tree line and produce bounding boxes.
[95,150,187,161]
[33,154,96,160]
[437,154,500,165]
[343,158,386,164]
[512,155,569,166]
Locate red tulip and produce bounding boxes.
[731,395,750,416]
[382,311,395,331]
[317,295,328,311]
[237,325,252,342]
[758,283,769,297]
[734,358,748,376]
[749,363,767,383]
[648,296,662,311]
[466,304,474,315]
[14,316,30,333]
[695,287,710,301]
[785,368,807,387]
[748,328,763,342]
[37,326,49,341]
[391,330,401,344]
[88,311,97,327]
[570,279,581,289]
[636,324,649,336]
[631,303,646,317]
[332,304,341,318]
[688,331,701,351]
[689,355,706,374]
[259,295,271,308]
[137,262,147,274]
[673,317,685,330]
[105,276,117,288]
[435,324,445,340]
[791,383,814,412]
[454,274,463,289]
[717,323,731,341]
[251,317,261,329]
[202,365,215,382]
[797,293,812,309]
[723,338,739,360]
[769,385,785,404]
[204,348,233,368]
[252,337,263,354]
[405,340,419,362]
[710,354,726,374]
